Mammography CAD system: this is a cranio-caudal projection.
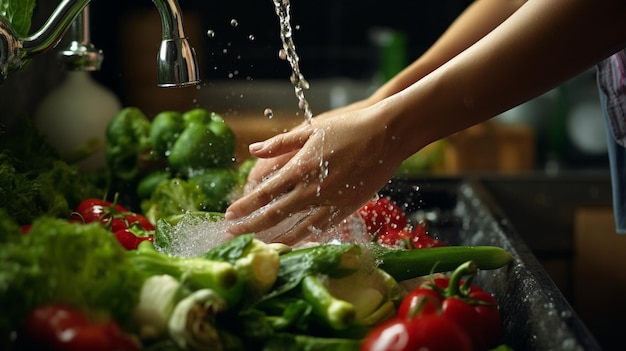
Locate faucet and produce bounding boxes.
[59,5,104,71]
[0,0,200,87]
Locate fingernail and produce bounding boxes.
[249,142,264,153]
[224,210,237,220]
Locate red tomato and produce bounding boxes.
[70,198,154,232]
[124,213,156,231]
[358,196,409,235]
[17,304,139,351]
[433,278,502,350]
[71,198,127,224]
[397,263,502,351]
[360,313,474,351]
[114,229,154,250]
[20,224,31,234]
[408,232,447,249]
[396,287,442,319]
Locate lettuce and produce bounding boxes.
[0,216,146,346]
[0,117,106,225]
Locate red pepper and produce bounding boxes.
[397,261,502,350]
[17,304,140,351]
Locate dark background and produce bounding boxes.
[86,0,473,103]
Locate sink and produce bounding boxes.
[382,176,604,350]
[472,171,622,350]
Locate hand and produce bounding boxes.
[225,107,406,244]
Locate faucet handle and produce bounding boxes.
[157,37,200,87]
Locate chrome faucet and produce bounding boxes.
[0,0,200,87]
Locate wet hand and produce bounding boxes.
[225,110,404,244]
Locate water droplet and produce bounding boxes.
[230,19,239,27]
[264,108,274,119]
[248,34,255,41]
[278,49,287,60]
[295,24,300,30]
[206,29,215,38]
[222,48,228,54]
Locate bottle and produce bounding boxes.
[34,71,121,170]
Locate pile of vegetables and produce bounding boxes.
[0,108,517,350]
[104,107,253,223]
[0,208,514,351]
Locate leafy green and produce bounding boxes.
[141,178,216,223]
[0,208,20,242]
[0,0,36,36]
[0,216,146,344]
[0,117,106,225]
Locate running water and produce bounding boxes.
[246,0,370,246]
[272,0,327,190]
[272,0,313,122]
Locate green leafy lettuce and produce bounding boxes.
[0,215,146,346]
[0,116,106,225]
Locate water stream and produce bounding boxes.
[272,0,313,122]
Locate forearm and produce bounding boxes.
[369,0,528,103]
[381,0,626,159]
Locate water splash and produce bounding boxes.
[272,0,313,122]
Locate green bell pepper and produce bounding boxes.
[105,107,152,181]
[167,109,236,176]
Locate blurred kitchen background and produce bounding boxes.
[1,1,624,349]
[0,0,610,172]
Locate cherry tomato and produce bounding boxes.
[124,213,156,231]
[358,196,409,235]
[71,198,127,224]
[17,304,139,351]
[360,313,473,351]
[114,229,154,250]
[70,198,155,232]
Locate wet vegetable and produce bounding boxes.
[105,107,152,181]
[105,107,246,215]
[357,196,445,248]
[16,303,140,351]
[398,261,503,350]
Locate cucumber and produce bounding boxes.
[373,245,514,281]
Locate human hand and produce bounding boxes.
[225,107,406,244]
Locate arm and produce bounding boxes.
[226,0,626,241]
[244,0,527,186]
[368,0,528,103]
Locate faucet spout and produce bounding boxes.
[152,0,200,87]
[0,0,200,87]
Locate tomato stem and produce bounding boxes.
[444,260,478,297]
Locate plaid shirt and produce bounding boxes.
[597,49,626,233]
